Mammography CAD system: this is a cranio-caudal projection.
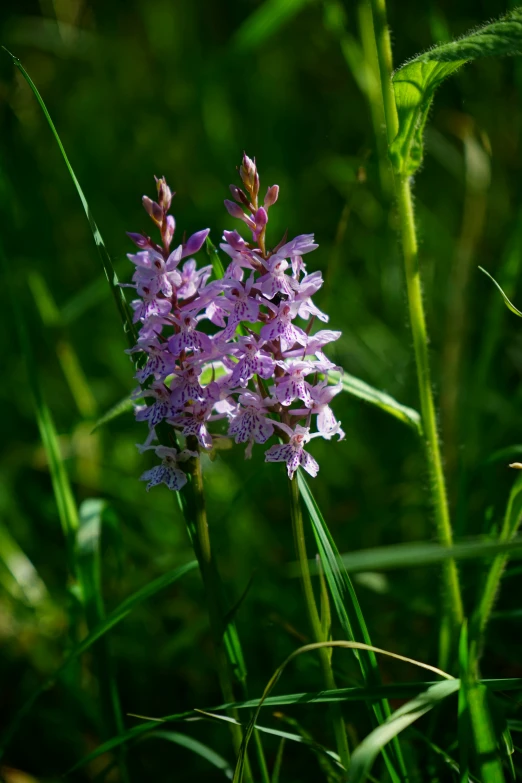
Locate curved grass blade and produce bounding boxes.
[141,730,233,779]
[347,680,460,783]
[2,47,137,346]
[479,267,522,317]
[331,536,522,574]
[65,674,522,774]
[0,560,197,759]
[330,370,421,434]
[231,640,453,783]
[391,10,522,175]
[0,522,50,608]
[297,471,406,779]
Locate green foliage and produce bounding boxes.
[391,9,522,175]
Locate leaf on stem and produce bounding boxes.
[479,267,522,317]
[391,10,522,175]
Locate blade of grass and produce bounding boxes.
[297,471,407,780]
[141,730,233,779]
[329,370,421,434]
[346,680,460,783]
[233,0,313,52]
[0,559,197,758]
[3,47,138,346]
[231,640,453,783]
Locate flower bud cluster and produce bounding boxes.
[125,155,344,492]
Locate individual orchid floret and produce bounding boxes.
[293,381,345,440]
[260,302,308,352]
[140,446,196,491]
[273,360,316,407]
[265,424,320,479]
[167,314,213,357]
[226,336,275,387]
[135,381,177,428]
[228,392,275,458]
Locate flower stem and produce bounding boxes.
[288,476,351,773]
[182,450,255,782]
[368,0,464,637]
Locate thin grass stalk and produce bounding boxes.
[181,448,254,782]
[288,477,351,773]
[367,0,464,636]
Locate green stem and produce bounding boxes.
[368,0,464,636]
[186,454,255,783]
[288,477,351,774]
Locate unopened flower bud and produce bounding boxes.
[155,176,172,211]
[229,184,250,207]
[239,153,259,199]
[264,184,279,209]
[224,199,246,220]
[127,232,153,249]
[142,196,164,226]
[162,215,176,248]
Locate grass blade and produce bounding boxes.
[142,730,233,779]
[0,559,197,758]
[233,0,313,52]
[346,680,460,783]
[479,267,522,317]
[330,370,422,434]
[297,471,407,780]
[3,47,138,346]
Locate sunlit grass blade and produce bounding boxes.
[2,47,138,346]
[141,730,233,779]
[0,559,197,759]
[231,640,452,783]
[233,0,313,51]
[347,680,459,783]
[458,622,471,783]
[327,536,522,574]
[297,471,406,780]
[0,522,50,608]
[479,266,522,317]
[329,370,422,434]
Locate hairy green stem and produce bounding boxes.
[289,477,351,773]
[368,0,464,637]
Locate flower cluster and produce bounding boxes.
[125,157,344,492]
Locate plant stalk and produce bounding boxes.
[184,451,254,783]
[368,0,464,635]
[288,476,351,773]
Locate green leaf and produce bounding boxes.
[297,472,407,781]
[346,680,460,783]
[0,560,197,759]
[458,623,471,783]
[330,371,421,434]
[391,10,522,175]
[479,266,522,317]
[2,47,138,346]
[0,523,50,608]
[206,236,225,279]
[142,731,233,779]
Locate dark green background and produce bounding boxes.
[1,0,522,780]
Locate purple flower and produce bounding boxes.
[221,277,260,337]
[260,302,308,352]
[274,360,316,407]
[170,401,218,450]
[136,382,177,428]
[227,336,275,386]
[130,284,172,324]
[265,424,319,479]
[140,446,196,491]
[228,392,275,458]
[128,337,175,383]
[177,259,212,300]
[170,363,204,405]
[256,256,296,299]
[167,314,213,357]
[293,381,345,440]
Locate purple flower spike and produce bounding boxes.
[127,164,344,491]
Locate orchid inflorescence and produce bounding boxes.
[124,154,344,492]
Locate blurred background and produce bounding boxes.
[1,0,522,780]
